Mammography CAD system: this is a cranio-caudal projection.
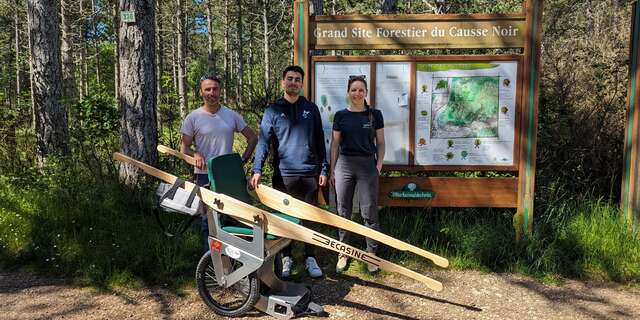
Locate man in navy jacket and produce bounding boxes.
[250,65,328,278]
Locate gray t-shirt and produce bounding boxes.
[180,106,247,174]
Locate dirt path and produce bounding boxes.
[1,269,639,320]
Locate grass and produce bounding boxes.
[375,193,640,284]
[0,160,203,290]
[0,155,638,290]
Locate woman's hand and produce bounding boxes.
[376,162,383,174]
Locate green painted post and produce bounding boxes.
[293,0,309,96]
[621,1,640,231]
[516,0,544,240]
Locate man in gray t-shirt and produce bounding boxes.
[180,75,257,250]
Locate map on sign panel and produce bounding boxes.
[414,61,518,166]
[430,76,499,139]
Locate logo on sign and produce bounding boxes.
[389,183,435,199]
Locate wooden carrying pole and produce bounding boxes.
[114,152,444,291]
[156,145,449,268]
[622,1,640,231]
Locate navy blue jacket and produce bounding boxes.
[253,96,328,177]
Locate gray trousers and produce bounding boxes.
[334,155,380,254]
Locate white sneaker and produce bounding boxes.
[336,254,349,273]
[305,256,323,278]
[281,256,294,278]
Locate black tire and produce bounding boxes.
[274,252,283,279]
[195,251,260,317]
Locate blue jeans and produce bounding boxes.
[194,174,210,251]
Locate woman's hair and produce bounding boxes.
[347,75,368,92]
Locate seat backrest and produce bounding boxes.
[207,153,253,204]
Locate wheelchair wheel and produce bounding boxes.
[195,251,260,317]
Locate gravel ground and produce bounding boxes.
[1,269,639,320]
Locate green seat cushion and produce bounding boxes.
[207,153,253,204]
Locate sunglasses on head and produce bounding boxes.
[199,74,221,83]
[348,75,366,82]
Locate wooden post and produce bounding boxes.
[515,0,544,239]
[293,0,310,96]
[621,1,640,231]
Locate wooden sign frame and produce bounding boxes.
[294,0,544,238]
[311,54,524,172]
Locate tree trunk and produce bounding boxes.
[206,0,215,75]
[176,0,187,117]
[377,0,398,14]
[236,0,243,106]
[113,1,120,98]
[262,0,269,97]
[223,0,229,101]
[14,2,22,102]
[91,0,101,85]
[248,14,253,93]
[27,0,69,164]
[310,0,323,56]
[9,4,21,159]
[79,0,88,99]
[118,0,158,183]
[60,0,77,104]
[155,0,162,114]
[311,0,322,15]
[171,30,177,99]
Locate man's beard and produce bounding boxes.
[204,96,219,105]
[285,87,300,96]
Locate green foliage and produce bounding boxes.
[377,190,640,284]
[72,91,119,142]
[0,159,201,288]
[537,0,630,198]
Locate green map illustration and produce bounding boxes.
[431,76,499,138]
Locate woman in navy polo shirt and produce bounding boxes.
[329,76,385,273]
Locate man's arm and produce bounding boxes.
[249,110,274,188]
[240,126,258,163]
[181,134,205,169]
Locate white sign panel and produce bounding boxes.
[314,62,371,158]
[375,62,411,165]
[414,61,517,166]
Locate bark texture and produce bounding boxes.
[60,0,77,103]
[118,0,158,183]
[27,0,69,163]
[176,0,187,117]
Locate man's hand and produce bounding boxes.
[194,152,205,169]
[249,173,261,189]
[319,175,328,187]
